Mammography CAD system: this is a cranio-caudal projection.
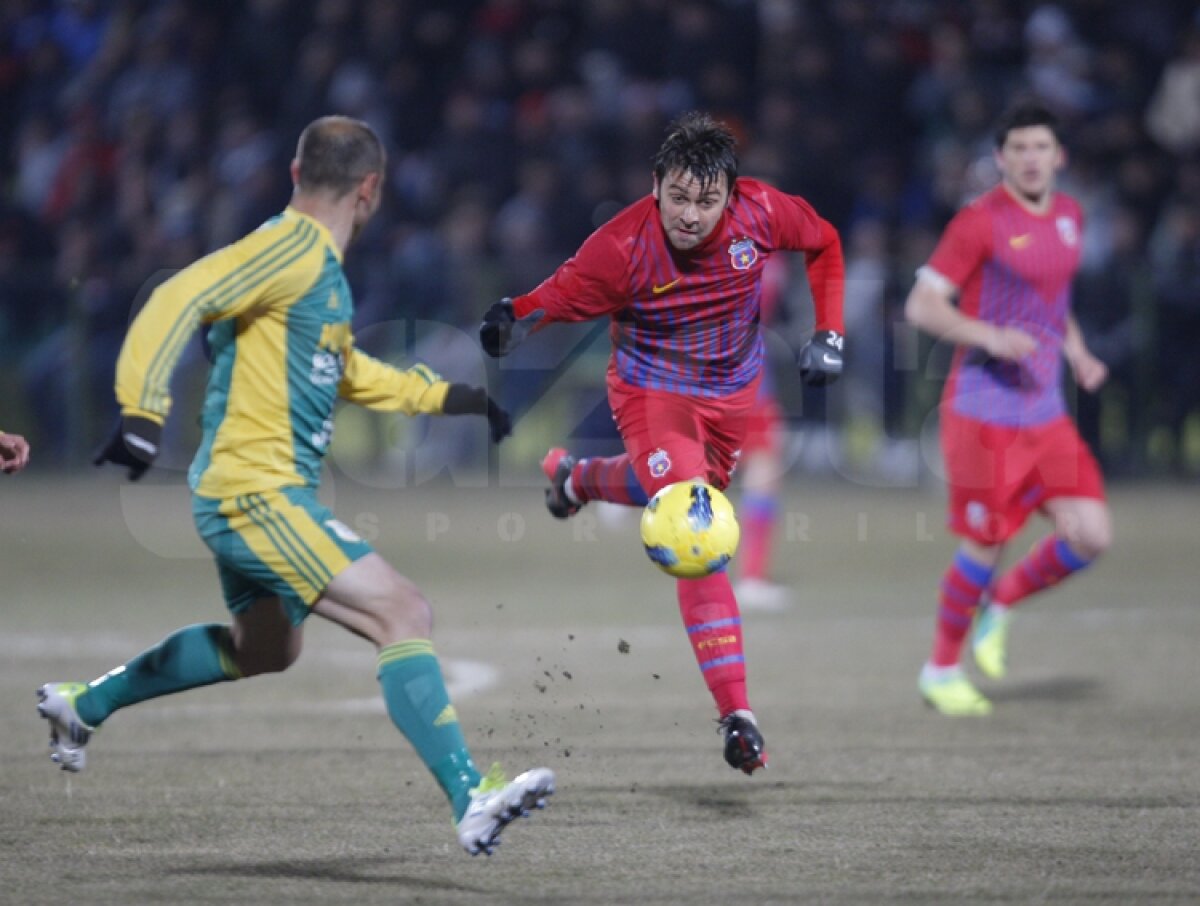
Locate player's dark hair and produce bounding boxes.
[653,111,738,193]
[993,102,1061,148]
[296,116,385,196]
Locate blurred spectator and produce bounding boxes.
[0,0,1193,476]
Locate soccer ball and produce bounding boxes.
[640,480,740,579]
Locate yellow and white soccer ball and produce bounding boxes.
[640,480,740,579]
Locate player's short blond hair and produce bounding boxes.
[295,116,385,196]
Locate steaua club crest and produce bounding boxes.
[1056,216,1078,247]
[647,448,672,478]
[728,237,758,270]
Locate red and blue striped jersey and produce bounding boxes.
[511,178,843,398]
[927,185,1083,426]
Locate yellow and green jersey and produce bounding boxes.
[115,207,451,499]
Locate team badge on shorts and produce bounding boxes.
[966,500,989,532]
[1056,216,1078,247]
[647,448,672,478]
[728,237,758,271]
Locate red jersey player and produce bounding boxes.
[481,112,845,773]
[905,102,1112,716]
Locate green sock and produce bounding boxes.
[377,640,481,820]
[75,623,241,727]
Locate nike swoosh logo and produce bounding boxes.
[1009,233,1032,249]
[822,353,840,366]
[651,278,681,294]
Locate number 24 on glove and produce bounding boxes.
[797,330,845,386]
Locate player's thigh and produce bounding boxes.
[194,488,373,626]
[611,387,709,494]
[940,411,1029,544]
[314,553,431,644]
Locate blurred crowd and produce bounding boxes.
[1,0,1198,476]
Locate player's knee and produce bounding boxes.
[236,644,300,677]
[374,575,433,641]
[1076,518,1112,561]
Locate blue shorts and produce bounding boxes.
[193,487,373,625]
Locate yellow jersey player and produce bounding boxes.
[37,116,553,856]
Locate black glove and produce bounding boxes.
[480,298,542,358]
[797,329,845,386]
[93,415,162,480]
[442,384,512,443]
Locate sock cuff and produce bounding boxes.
[953,550,995,587]
[1053,537,1092,571]
[740,491,778,519]
[213,626,243,680]
[377,639,436,674]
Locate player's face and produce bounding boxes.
[996,125,1063,206]
[654,169,730,251]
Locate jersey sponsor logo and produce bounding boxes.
[1056,216,1078,247]
[728,237,759,271]
[311,350,343,386]
[648,448,672,478]
[1008,233,1032,249]
[652,278,681,294]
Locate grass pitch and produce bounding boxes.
[2,472,1199,903]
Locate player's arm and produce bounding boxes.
[757,182,847,385]
[339,350,511,442]
[904,205,1034,362]
[1063,313,1108,393]
[904,268,1036,361]
[97,218,321,478]
[480,230,628,357]
[0,431,30,474]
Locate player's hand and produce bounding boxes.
[0,432,30,474]
[798,330,844,386]
[442,383,512,443]
[93,416,161,480]
[984,326,1037,362]
[1069,349,1108,393]
[480,298,542,358]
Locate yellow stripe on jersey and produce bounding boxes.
[139,221,318,412]
[117,213,325,422]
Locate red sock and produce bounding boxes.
[930,551,995,667]
[678,572,749,717]
[992,536,1091,608]
[738,491,776,581]
[572,455,648,506]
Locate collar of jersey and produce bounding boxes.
[282,207,343,263]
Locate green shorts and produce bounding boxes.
[193,487,374,625]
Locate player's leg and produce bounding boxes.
[37,491,328,771]
[541,448,647,518]
[973,422,1110,678]
[315,554,553,855]
[919,413,1016,715]
[991,497,1110,609]
[733,394,790,611]
[540,380,660,517]
[630,383,767,772]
